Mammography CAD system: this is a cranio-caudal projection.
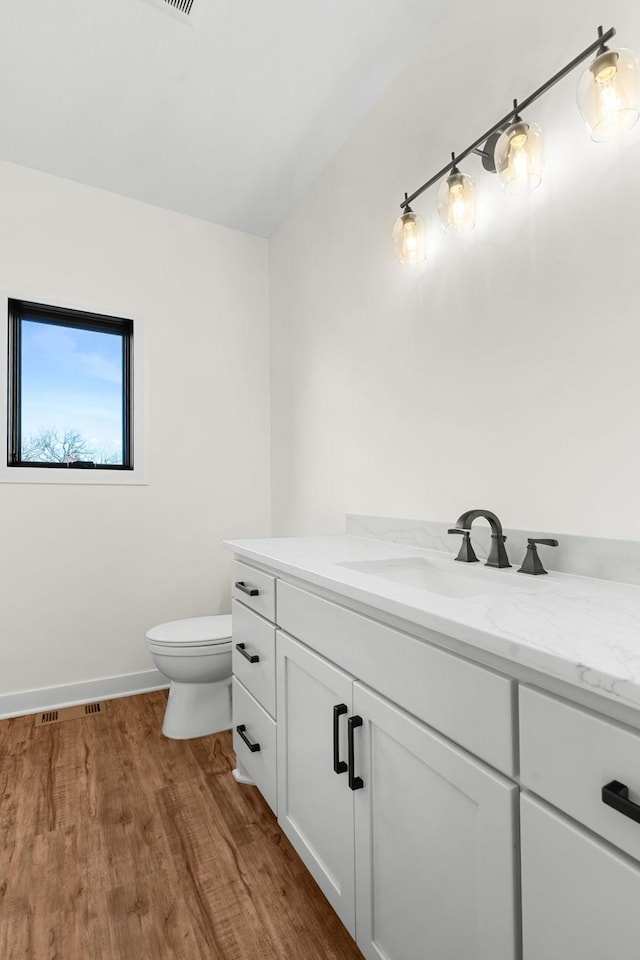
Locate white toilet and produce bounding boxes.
[146,614,233,740]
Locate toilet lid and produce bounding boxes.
[146,614,232,647]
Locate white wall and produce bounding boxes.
[0,160,270,697]
[270,0,640,540]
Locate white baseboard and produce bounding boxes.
[0,669,169,720]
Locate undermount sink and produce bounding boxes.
[338,556,530,599]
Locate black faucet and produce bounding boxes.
[448,509,511,568]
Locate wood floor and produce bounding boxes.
[0,691,364,960]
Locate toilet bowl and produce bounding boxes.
[146,614,232,740]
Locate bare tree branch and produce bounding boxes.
[22,428,120,465]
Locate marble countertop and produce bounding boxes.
[225,534,640,711]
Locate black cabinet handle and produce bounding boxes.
[602,780,640,824]
[348,715,364,790]
[235,642,260,664]
[333,704,348,775]
[236,724,261,753]
[235,581,259,597]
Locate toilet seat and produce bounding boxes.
[146,614,232,648]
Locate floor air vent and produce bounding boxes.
[141,0,198,24]
[39,710,59,725]
[35,702,106,726]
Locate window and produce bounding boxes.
[7,300,133,470]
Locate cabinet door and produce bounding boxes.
[353,683,518,960]
[521,793,640,959]
[276,631,356,935]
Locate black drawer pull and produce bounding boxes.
[235,581,259,597]
[348,715,364,790]
[235,642,260,664]
[333,704,348,775]
[602,780,640,824]
[236,724,261,753]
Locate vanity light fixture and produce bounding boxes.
[395,25,637,264]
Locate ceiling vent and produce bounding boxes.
[141,0,198,25]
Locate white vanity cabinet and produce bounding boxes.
[227,541,640,960]
[276,630,519,959]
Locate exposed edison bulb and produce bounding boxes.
[494,120,544,195]
[392,206,426,265]
[577,48,640,141]
[436,170,476,235]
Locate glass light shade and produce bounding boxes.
[392,208,426,265]
[436,171,476,235]
[577,48,640,141]
[494,120,544,195]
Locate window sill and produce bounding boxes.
[0,465,148,485]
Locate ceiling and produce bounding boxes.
[0,0,447,237]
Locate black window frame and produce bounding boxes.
[7,299,134,471]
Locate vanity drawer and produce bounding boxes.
[521,793,640,959]
[232,678,277,813]
[277,580,516,776]
[232,600,276,718]
[232,561,276,622]
[520,686,640,861]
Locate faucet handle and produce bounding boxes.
[518,538,559,575]
[447,528,479,563]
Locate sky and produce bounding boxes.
[20,318,124,462]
